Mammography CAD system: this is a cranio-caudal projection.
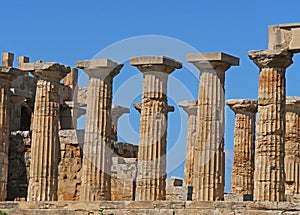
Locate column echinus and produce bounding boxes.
[178,100,198,188]
[285,96,300,195]
[248,50,293,201]
[76,59,123,201]
[226,99,257,195]
[187,52,239,201]
[130,56,182,201]
[0,52,23,200]
[23,61,70,201]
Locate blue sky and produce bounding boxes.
[1,0,300,193]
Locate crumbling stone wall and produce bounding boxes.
[57,130,84,201]
[7,131,31,201]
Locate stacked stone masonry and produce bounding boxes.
[2,21,300,214]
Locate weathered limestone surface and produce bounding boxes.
[268,22,300,52]
[58,130,84,201]
[77,59,123,201]
[0,53,23,200]
[166,178,188,201]
[285,96,300,195]
[77,87,87,106]
[2,201,300,215]
[226,99,257,195]
[23,61,70,201]
[7,131,31,201]
[111,157,137,201]
[130,56,182,201]
[13,58,36,131]
[178,100,198,188]
[111,105,130,142]
[249,50,293,201]
[63,68,78,101]
[112,142,138,158]
[187,52,239,201]
[7,130,85,201]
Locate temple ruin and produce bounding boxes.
[1,22,300,214]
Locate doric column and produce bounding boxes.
[0,53,23,200]
[130,56,182,201]
[24,62,70,201]
[187,52,239,201]
[77,59,123,201]
[178,100,198,188]
[248,49,293,201]
[111,105,130,142]
[285,96,300,195]
[226,99,257,195]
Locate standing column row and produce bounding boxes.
[131,56,182,201]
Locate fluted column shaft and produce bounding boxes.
[77,59,122,201]
[187,52,239,201]
[131,56,182,201]
[226,99,257,195]
[179,100,197,187]
[249,50,293,201]
[285,97,300,195]
[27,63,70,201]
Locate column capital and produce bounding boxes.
[0,67,23,81]
[248,49,293,69]
[130,56,182,74]
[133,102,142,113]
[20,61,71,81]
[178,100,197,115]
[76,59,123,80]
[187,52,239,72]
[112,105,130,120]
[226,99,257,114]
[286,96,300,112]
[133,102,174,113]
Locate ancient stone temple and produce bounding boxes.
[130,56,182,201]
[187,52,239,201]
[2,21,300,215]
[226,99,257,196]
